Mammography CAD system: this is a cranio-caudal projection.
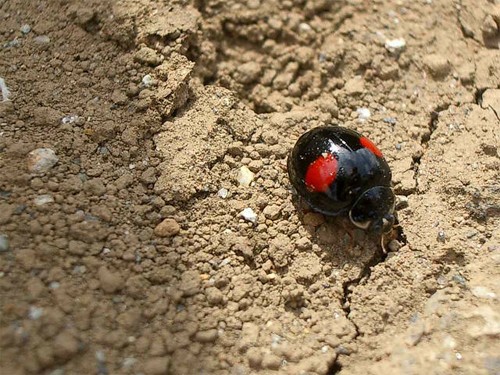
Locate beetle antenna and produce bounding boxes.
[381,235,387,254]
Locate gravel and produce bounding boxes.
[0,235,9,252]
[240,207,258,223]
[237,166,255,186]
[27,148,58,174]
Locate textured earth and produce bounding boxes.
[0,0,499,374]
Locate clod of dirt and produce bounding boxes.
[143,357,170,375]
[423,54,452,79]
[154,218,181,237]
[134,45,164,66]
[98,267,124,294]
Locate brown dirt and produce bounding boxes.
[0,0,499,374]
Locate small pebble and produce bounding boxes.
[154,218,180,237]
[356,107,371,121]
[471,286,496,299]
[385,38,406,54]
[0,235,9,252]
[34,194,54,206]
[383,117,397,125]
[240,208,258,224]
[437,230,446,243]
[452,274,466,286]
[61,115,79,124]
[142,74,153,87]
[219,258,231,267]
[0,77,10,101]
[20,24,31,34]
[298,22,312,33]
[28,306,43,320]
[95,350,106,362]
[237,166,254,187]
[27,148,59,174]
[218,188,229,199]
[387,240,402,252]
[123,357,137,368]
[34,35,51,44]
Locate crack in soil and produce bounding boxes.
[412,102,451,191]
[326,245,391,374]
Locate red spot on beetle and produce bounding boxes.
[360,137,383,158]
[304,153,337,193]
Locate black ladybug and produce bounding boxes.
[288,126,395,234]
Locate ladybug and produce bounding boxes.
[287,126,396,234]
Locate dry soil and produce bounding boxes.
[0,0,499,374]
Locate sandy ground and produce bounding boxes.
[0,0,499,374]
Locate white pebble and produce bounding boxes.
[298,23,312,32]
[385,38,406,53]
[0,77,10,102]
[0,235,9,252]
[34,194,54,206]
[220,258,231,267]
[20,24,31,34]
[95,350,106,362]
[218,188,229,198]
[34,35,51,44]
[27,148,59,174]
[271,334,282,345]
[237,166,254,187]
[356,107,371,121]
[123,357,137,368]
[28,306,44,320]
[61,115,78,124]
[142,74,153,87]
[471,286,496,299]
[240,207,258,223]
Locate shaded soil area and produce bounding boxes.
[0,0,499,374]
